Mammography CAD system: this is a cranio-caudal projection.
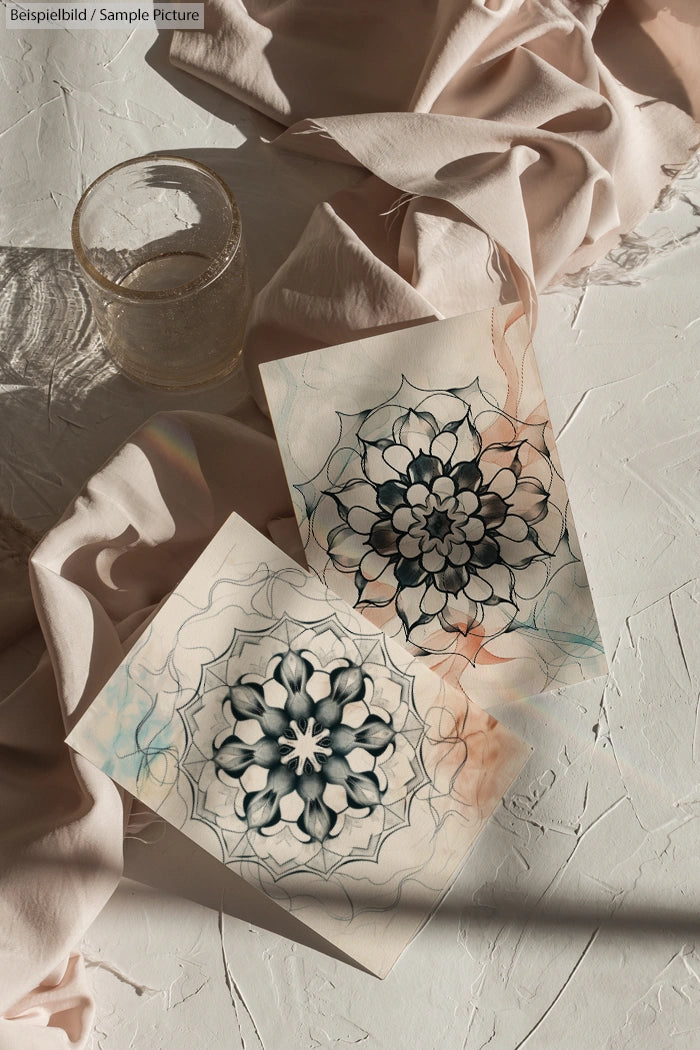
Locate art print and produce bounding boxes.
[261,306,606,708]
[67,514,528,976]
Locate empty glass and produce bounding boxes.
[72,155,251,389]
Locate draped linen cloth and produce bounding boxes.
[1,1,698,1045]
[171,0,700,406]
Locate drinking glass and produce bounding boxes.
[72,155,251,389]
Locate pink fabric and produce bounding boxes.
[2,2,699,1044]
[0,955,93,1049]
[172,0,699,406]
[0,414,293,1046]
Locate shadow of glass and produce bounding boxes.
[0,246,247,529]
[143,29,370,288]
[165,146,363,293]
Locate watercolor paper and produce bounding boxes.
[67,514,528,976]
[261,306,607,709]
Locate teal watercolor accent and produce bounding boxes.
[508,620,605,653]
[85,659,181,788]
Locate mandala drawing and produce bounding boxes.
[67,512,531,976]
[301,377,570,658]
[180,615,427,879]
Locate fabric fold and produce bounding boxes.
[1,413,292,1046]
[226,0,698,405]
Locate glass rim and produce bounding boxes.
[71,153,243,302]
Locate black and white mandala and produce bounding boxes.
[301,378,568,654]
[180,616,426,879]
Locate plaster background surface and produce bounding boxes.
[1,22,698,1050]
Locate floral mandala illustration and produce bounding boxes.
[214,650,395,843]
[301,378,568,654]
[180,616,426,879]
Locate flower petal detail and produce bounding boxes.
[329,665,366,706]
[489,468,518,499]
[383,443,413,476]
[359,548,390,581]
[430,430,457,463]
[244,765,296,829]
[275,650,314,721]
[398,532,421,559]
[408,454,443,487]
[395,556,426,588]
[376,479,408,512]
[405,482,431,507]
[451,460,482,493]
[396,583,430,632]
[508,478,549,525]
[395,409,438,456]
[483,441,523,477]
[296,772,325,801]
[347,505,379,536]
[327,524,367,570]
[464,575,494,602]
[330,715,395,756]
[324,756,382,809]
[422,548,446,574]
[447,541,472,566]
[511,558,549,600]
[531,498,563,555]
[431,474,455,500]
[499,514,529,541]
[333,480,379,519]
[392,505,416,533]
[299,797,335,841]
[214,735,280,776]
[457,490,479,516]
[478,492,508,529]
[369,518,401,557]
[471,536,500,568]
[344,770,382,809]
[478,562,514,603]
[228,683,266,722]
[416,392,467,427]
[441,597,480,635]
[314,665,365,728]
[434,564,470,595]
[462,517,485,543]
[451,410,482,463]
[297,771,336,839]
[232,690,288,737]
[362,441,397,485]
[356,566,398,607]
[357,401,405,443]
[421,584,448,616]
[498,535,542,569]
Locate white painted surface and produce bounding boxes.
[1,24,699,1050]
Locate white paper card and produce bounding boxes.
[67,514,529,976]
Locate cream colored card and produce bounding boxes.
[67,513,528,977]
[261,305,607,709]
